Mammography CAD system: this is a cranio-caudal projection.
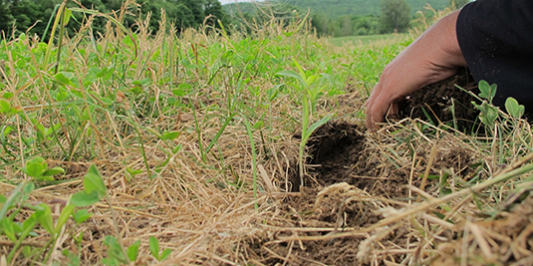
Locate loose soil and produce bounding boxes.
[243,119,484,265]
[238,69,533,265]
[243,122,406,265]
[401,68,480,130]
[240,70,491,265]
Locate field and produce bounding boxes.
[329,34,401,46]
[1,3,533,266]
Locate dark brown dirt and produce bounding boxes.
[401,68,480,130]
[242,121,420,265]
[304,122,408,198]
[241,70,486,265]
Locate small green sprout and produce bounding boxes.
[21,157,65,181]
[276,60,334,188]
[505,97,525,119]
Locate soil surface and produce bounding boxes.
[241,70,488,265]
[243,121,420,265]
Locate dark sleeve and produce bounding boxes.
[456,0,533,108]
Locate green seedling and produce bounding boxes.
[102,235,130,265]
[505,97,525,119]
[21,157,65,181]
[71,165,106,207]
[149,236,172,262]
[276,60,333,188]
[471,80,500,127]
[125,167,144,182]
[0,98,18,115]
[72,209,92,224]
[127,240,141,263]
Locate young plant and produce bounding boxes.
[276,60,334,188]
[149,236,172,262]
[471,80,499,127]
[505,97,525,120]
[21,156,65,181]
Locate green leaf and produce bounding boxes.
[267,84,283,102]
[306,74,319,87]
[71,191,101,207]
[63,8,72,26]
[505,97,525,119]
[0,98,10,114]
[292,59,307,81]
[54,72,75,87]
[485,105,499,125]
[127,240,141,262]
[45,123,62,137]
[88,165,101,177]
[172,83,193,97]
[172,144,182,154]
[478,80,497,100]
[253,121,263,130]
[64,249,81,266]
[100,257,120,265]
[97,65,115,79]
[160,249,172,261]
[43,167,65,177]
[1,218,16,242]
[2,92,13,100]
[276,70,307,89]
[149,236,160,260]
[103,235,128,264]
[23,157,47,178]
[161,131,180,141]
[72,209,92,224]
[83,166,106,196]
[35,204,54,234]
[125,168,143,181]
[21,213,38,238]
[304,115,333,140]
[282,32,293,37]
[23,182,35,194]
[55,205,75,235]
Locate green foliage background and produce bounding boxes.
[224,0,456,37]
[0,0,229,40]
[224,0,448,17]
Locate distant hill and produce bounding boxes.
[224,0,450,18]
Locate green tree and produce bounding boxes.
[0,1,14,36]
[380,0,410,33]
[340,15,352,36]
[204,0,228,28]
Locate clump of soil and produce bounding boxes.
[242,119,485,265]
[304,122,408,198]
[401,68,480,130]
[243,122,420,265]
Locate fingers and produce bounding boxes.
[366,83,396,130]
[365,82,381,129]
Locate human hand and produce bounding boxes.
[365,10,467,130]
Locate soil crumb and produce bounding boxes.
[401,68,479,130]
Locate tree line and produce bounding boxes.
[0,0,228,40]
[310,0,470,37]
[0,0,471,40]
